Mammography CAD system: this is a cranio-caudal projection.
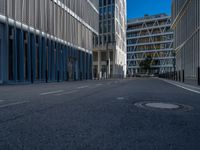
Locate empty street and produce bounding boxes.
[0,78,200,150]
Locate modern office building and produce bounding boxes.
[0,0,98,84]
[172,0,200,85]
[93,0,127,79]
[127,14,174,76]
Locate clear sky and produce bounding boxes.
[127,0,171,19]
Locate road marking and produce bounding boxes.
[163,80,200,94]
[40,90,64,96]
[96,84,103,86]
[117,97,125,100]
[56,90,78,96]
[0,100,5,102]
[77,86,89,89]
[0,101,28,108]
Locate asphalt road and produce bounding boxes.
[0,78,200,150]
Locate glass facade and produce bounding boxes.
[93,0,127,79]
[127,14,175,76]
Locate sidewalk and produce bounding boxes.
[160,78,200,94]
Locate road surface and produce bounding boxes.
[0,78,200,150]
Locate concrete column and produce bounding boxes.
[0,24,8,83]
[0,37,1,83]
[107,50,110,78]
[98,51,101,79]
[19,29,24,82]
[39,36,43,81]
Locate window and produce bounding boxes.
[24,31,28,81]
[103,21,107,33]
[108,6,112,18]
[0,38,1,81]
[99,0,103,7]
[103,0,107,6]
[9,27,14,81]
[103,35,107,44]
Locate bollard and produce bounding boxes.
[198,67,200,85]
[182,70,184,82]
[74,72,76,81]
[66,72,69,81]
[46,70,48,83]
[57,70,59,82]
[80,72,82,80]
[31,69,34,83]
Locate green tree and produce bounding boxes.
[139,55,153,74]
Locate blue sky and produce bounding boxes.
[127,0,171,19]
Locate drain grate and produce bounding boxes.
[134,101,193,111]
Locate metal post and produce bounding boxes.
[182,70,184,82]
[66,71,69,81]
[31,69,34,83]
[57,70,59,82]
[198,67,200,85]
[74,72,76,81]
[46,70,48,83]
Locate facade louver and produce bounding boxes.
[0,0,98,84]
[172,0,200,85]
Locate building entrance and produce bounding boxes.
[93,65,98,79]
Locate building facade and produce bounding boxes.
[93,0,127,79]
[172,0,200,85]
[0,0,98,84]
[127,14,174,76]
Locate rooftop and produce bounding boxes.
[128,13,170,24]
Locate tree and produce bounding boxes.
[139,55,153,74]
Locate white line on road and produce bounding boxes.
[117,97,125,100]
[0,101,28,108]
[96,84,103,86]
[55,90,78,96]
[40,90,64,96]
[77,86,89,89]
[163,80,200,94]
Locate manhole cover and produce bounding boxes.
[145,103,179,109]
[134,101,193,111]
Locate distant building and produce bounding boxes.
[127,14,174,76]
[172,0,200,85]
[93,0,127,79]
[0,0,98,84]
